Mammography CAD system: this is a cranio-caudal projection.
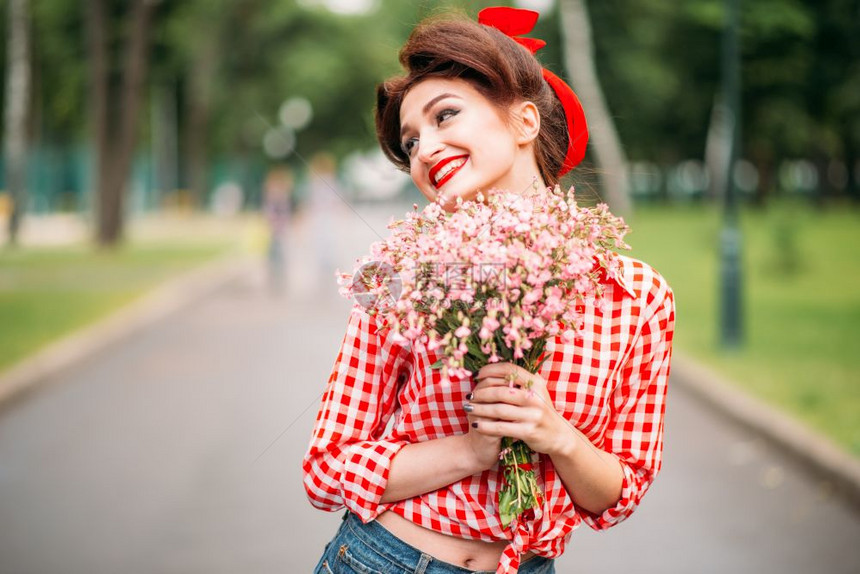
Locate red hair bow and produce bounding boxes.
[478,6,588,176]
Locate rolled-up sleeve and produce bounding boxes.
[302,306,411,522]
[583,279,675,531]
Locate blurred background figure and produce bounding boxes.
[263,165,294,294]
[210,181,245,218]
[306,152,342,287]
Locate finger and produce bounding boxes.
[469,386,528,407]
[474,374,539,391]
[469,419,526,439]
[477,367,544,391]
[477,363,524,382]
[466,376,523,405]
[465,401,527,423]
[467,414,501,432]
[474,376,522,390]
[464,379,504,405]
[470,374,508,391]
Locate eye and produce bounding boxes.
[436,108,459,124]
[401,137,418,158]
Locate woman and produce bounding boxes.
[303,7,674,574]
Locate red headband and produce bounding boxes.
[477,6,588,176]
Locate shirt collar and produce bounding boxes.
[595,254,637,299]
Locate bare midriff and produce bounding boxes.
[375,510,534,571]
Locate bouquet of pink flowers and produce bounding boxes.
[339,186,629,528]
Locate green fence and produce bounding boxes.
[0,144,267,215]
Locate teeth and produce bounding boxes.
[434,158,466,186]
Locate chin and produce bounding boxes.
[436,184,480,207]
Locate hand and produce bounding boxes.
[462,374,503,471]
[467,363,572,457]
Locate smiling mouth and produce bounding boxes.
[429,155,468,189]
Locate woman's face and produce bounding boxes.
[399,77,539,208]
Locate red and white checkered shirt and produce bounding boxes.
[303,255,675,573]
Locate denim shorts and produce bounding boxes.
[313,512,555,574]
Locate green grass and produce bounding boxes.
[0,242,233,371]
[624,201,860,456]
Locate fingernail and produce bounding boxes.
[463,403,474,413]
[465,392,473,401]
[471,422,478,428]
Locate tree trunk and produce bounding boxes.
[750,146,774,207]
[86,0,110,243]
[845,135,858,203]
[4,0,30,247]
[152,84,179,208]
[185,35,219,209]
[86,0,156,247]
[558,0,631,216]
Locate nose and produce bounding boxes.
[415,132,444,165]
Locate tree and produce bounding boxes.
[558,0,632,215]
[3,0,30,246]
[85,0,159,246]
[13,0,855,219]
[157,0,237,208]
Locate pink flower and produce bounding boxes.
[561,329,577,342]
[339,184,628,379]
[522,289,542,306]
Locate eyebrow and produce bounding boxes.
[400,93,462,138]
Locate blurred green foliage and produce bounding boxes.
[627,203,860,455]
[590,0,859,187]
[0,0,857,206]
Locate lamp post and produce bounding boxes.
[719,0,743,348]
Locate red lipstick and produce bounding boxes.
[429,155,468,189]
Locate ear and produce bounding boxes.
[512,101,541,146]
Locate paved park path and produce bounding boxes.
[1,205,859,574]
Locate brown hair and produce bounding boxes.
[375,14,569,186]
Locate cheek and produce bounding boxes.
[407,157,422,182]
[410,167,436,200]
[472,128,513,160]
